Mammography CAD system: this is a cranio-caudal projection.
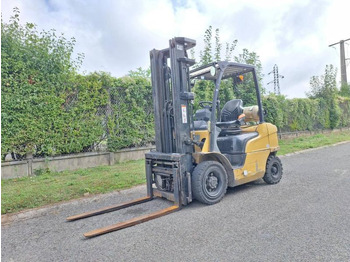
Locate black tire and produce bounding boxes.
[263,155,283,184]
[191,161,228,205]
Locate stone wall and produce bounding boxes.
[1,146,154,179]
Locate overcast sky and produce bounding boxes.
[2,0,350,97]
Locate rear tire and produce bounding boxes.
[192,161,228,205]
[263,155,283,184]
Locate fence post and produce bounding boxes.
[109,152,115,166]
[27,152,33,176]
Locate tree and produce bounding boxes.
[234,49,264,105]
[199,26,213,65]
[307,65,338,100]
[225,40,238,61]
[128,67,151,78]
[195,26,237,110]
[198,26,238,65]
[339,83,350,97]
[193,26,264,108]
[307,65,340,129]
[214,28,222,61]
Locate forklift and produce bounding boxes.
[67,37,283,237]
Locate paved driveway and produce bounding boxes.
[2,142,350,262]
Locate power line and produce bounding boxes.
[267,64,284,95]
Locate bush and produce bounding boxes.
[263,95,350,132]
[1,9,108,157]
[338,96,350,127]
[104,75,154,151]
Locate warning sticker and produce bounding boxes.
[177,44,184,51]
[181,105,187,124]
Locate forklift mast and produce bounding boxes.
[150,37,196,154]
[67,38,199,238]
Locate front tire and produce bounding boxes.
[192,161,228,205]
[263,155,283,184]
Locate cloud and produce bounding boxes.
[275,0,329,50]
[1,0,350,98]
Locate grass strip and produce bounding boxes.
[278,131,350,155]
[2,131,350,214]
[1,160,145,214]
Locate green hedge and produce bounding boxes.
[1,11,108,158]
[103,74,154,151]
[338,97,350,127]
[263,95,350,132]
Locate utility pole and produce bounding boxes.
[329,38,350,85]
[267,64,284,95]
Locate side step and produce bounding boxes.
[84,205,179,238]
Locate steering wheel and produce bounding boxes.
[199,101,213,109]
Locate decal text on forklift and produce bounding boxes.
[181,105,187,123]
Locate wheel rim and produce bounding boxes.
[203,171,223,199]
[271,162,280,178]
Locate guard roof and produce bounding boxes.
[189,61,255,81]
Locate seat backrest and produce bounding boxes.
[221,99,243,122]
[194,108,211,121]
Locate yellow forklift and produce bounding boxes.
[67,37,283,237]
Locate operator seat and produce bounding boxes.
[221,99,244,122]
[216,99,258,167]
[193,107,211,130]
[216,99,244,136]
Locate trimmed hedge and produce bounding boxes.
[1,11,108,158]
[103,74,154,151]
[263,95,350,132]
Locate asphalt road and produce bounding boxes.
[2,142,350,262]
